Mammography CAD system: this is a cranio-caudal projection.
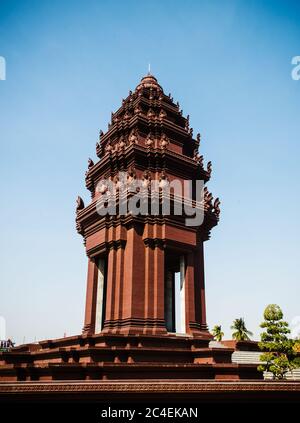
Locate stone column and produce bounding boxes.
[144,243,155,329]
[164,270,174,332]
[114,245,125,322]
[185,251,196,334]
[102,246,117,332]
[194,243,209,331]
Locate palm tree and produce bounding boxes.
[212,325,224,342]
[231,318,253,341]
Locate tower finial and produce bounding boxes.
[148,63,151,75]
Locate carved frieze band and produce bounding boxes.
[0,381,299,394]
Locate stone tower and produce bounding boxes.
[0,75,262,382]
[76,73,220,339]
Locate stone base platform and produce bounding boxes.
[0,333,262,382]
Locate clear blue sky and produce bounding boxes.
[0,0,299,344]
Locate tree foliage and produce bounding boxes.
[258,304,300,379]
[212,325,224,342]
[230,318,253,341]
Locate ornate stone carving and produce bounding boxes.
[159,170,169,189]
[96,142,102,159]
[134,104,142,115]
[105,142,113,154]
[145,133,154,148]
[118,135,126,151]
[159,109,167,119]
[147,108,155,119]
[160,134,169,149]
[128,128,138,145]
[97,181,108,195]
[76,196,85,212]
[193,149,204,167]
[185,114,190,130]
[213,197,221,217]
[88,158,94,169]
[142,170,151,190]
[207,161,212,176]
[124,109,131,120]
[127,166,137,193]
[203,187,213,210]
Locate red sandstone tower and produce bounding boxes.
[0,74,261,381]
[77,73,220,340]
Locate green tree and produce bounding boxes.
[258,304,299,380]
[294,339,300,354]
[230,318,253,341]
[212,325,224,342]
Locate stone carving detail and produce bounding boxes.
[76,196,85,212]
[0,381,297,394]
[105,142,113,154]
[213,197,221,217]
[203,187,213,210]
[95,142,102,158]
[193,149,203,166]
[142,170,151,190]
[134,105,142,115]
[113,174,125,192]
[160,134,169,149]
[129,129,138,145]
[145,133,154,148]
[124,109,131,120]
[127,166,137,192]
[207,161,212,176]
[147,108,155,119]
[159,170,169,189]
[185,114,190,130]
[88,158,94,169]
[118,135,126,151]
[97,181,109,195]
[159,109,167,119]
